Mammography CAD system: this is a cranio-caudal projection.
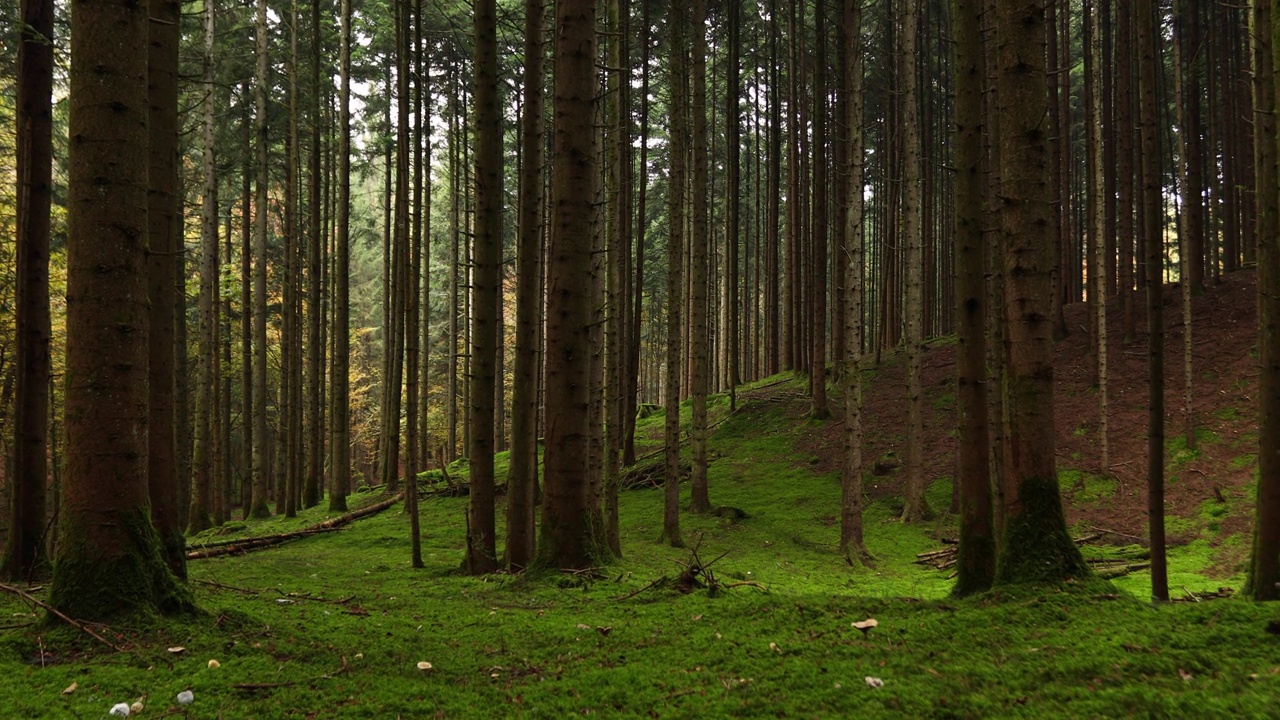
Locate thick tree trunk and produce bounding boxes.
[689,0,712,515]
[537,0,601,570]
[1249,0,1280,600]
[52,0,192,619]
[951,0,994,595]
[466,0,501,575]
[329,0,352,513]
[250,0,272,519]
[992,0,1087,586]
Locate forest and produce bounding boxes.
[4,0,1280,716]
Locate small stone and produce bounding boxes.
[176,690,194,705]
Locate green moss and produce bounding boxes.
[49,507,195,621]
[995,475,1089,585]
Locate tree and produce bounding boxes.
[466,0,501,575]
[537,0,600,570]
[951,0,994,595]
[304,0,324,510]
[329,0,353,513]
[900,0,929,523]
[1137,0,1169,602]
[839,0,869,564]
[403,0,423,570]
[661,3,688,549]
[51,0,192,619]
[506,0,546,571]
[1249,0,1280,601]
[249,0,272,519]
[992,0,1087,586]
[810,0,830,422]
[3,0,53,581]
[689,0,712,515]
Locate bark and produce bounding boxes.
[951,0,993,595]
[304,0,324,509]
[250,0,272,519]
[1137,0,1169,602]
[662,4,688,549]
[725,0,741,412]
[1249,0,1280,600]
[537,0,601,570]
[329,0,352,513]
[1088,0,1110,474]
[810,0,830,421]
[1117,1,1137,342]
[900,0,930,523]
[4,0,53,581]
[992,0,1087,586]
[506,0,546,571]
[840,0,869,564]
[467,0,501,575]
[623,0,651,469]
[52,0,192,619]
[404,0,423,569]
[689,0,712,515]
[603,0,629,556]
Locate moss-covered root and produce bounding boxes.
[49,508,195,622]
[995,475,1090,586]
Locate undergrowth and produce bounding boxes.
[2,374,1276,719]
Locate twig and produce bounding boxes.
[614,575,669,600]
[0,583,124,652]
[1087,525,1144,542]
[193,579,260,595]
[1182,586,1200,602]
[724,581,768,592]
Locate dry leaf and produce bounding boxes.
[864,676,885,689]
[167,646,185,654]
[1178,668,1193,682]
[595,626,612,637]
[60,682,77,695]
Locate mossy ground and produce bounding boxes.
[3,375,1278,718]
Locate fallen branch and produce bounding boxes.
[0,583,124,652]
[233,657,351,692]
[613,575,669,601]
[192,579,261,595]
[187,494,402,560]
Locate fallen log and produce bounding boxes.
[186,493,402,560]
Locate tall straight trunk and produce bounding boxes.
[1176,0,1206,291]
[992,0,1087,586]
[404,0,423,569]
[603,0,629,555]
[725,0,741,411]
[810,0,830,421]
[466,0,501,575]
[537,0,600,570]
[329,0,353,512]
[623,0,651,468]
[900,0,929,523]
[240,89,255,518]
[249,0,272,519]
[840,0,869,564]
[1117,1,1137,342]
[689,0,712,515]
[4,0,54,580]
[1137,0,1169,602]
[146,0,184,573]
[1088,0,1110,473]
[304,0,324,509]
[662,4,688,549]
[52,0,192,619]
[507,0,546,571]
[282,0,301,518]
[951,0,993,595]
[1249,0,1280,600]
[766,0,782,376]
[188,0,218,535]
[447,91,461,464]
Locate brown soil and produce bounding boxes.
[794,267,1260,549]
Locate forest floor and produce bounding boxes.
[1,268,1276,719]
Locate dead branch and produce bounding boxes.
[0,583,124,652]
[186,494,402,560]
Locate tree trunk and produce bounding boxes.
[900,0,930,523]
[1088,0,1110,474]
[840,0,869,564]
[329,0,352,513]
[1249,0,1280,600]
[249,0,272,519]
[951,0,993,595]
[689,0,712,515]
[537,0,601,570]
[52,0,192,619]
[4,0,53,581]
[1137,0,1169,602]
[662,4,688,549]
[810,0,830,421]
[992,0,1087,586]
[466,0,501,575]
[507,0,545,571]
[304,0,324,510]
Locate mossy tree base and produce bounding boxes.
[50,509,194,622]
[995,475,1089,586]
